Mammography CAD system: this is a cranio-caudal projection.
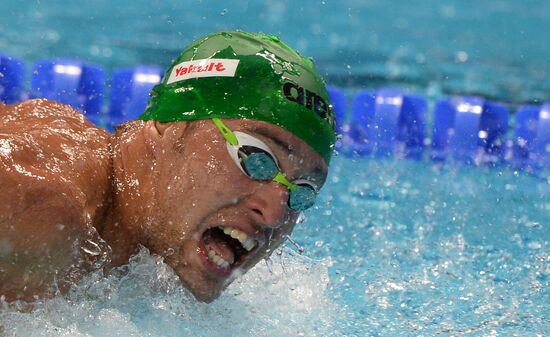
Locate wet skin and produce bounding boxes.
[0,99,328,302]
[0,99,112,301]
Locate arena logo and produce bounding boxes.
[283,82,330,120]
[166,59,240,84]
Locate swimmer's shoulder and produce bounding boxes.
[0,98,113,228]
[0,98,105,132]
[0,99,113,299]
[0,98,111,165]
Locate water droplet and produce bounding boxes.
[527,241,542,250]
[455,51,469,63]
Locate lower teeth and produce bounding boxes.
[207,247,231,269]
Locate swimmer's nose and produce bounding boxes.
[245,181,290,228]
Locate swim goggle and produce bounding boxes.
[212,118,318,211]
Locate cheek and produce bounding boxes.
[190,153,237,198]
[187,147,256,204]
[157,150,245,220]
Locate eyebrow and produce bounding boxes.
[253,127,296,155]
[251,126,326,184]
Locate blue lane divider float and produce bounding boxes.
[369,88,402,156]
[533,104,550,168]
[399,93,428,159]
[327,86,347,135]
[513,105,539,164]
[341,88,427,158]
[0,54,26,104]
[342,89,374,156]
[31,59,105,125]
[431,96,509,164]
[108,66,164,128]
[513,103,550,169]
[0,53,547,169]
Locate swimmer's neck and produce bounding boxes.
[99,120,190,267]
[99,121,155,266]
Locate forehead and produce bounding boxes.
[223,118,329,181]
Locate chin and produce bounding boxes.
[191,289,222,303]
[170,261,225,303]
[181,276,225,303]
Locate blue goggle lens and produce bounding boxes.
[288,184,317,211]
[240,146,279,180]
[238,147,317,211]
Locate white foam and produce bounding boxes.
[0,247,343,337]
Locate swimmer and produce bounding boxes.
[0,31,335,303]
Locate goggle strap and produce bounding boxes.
[273,172,298,191]
[212,118,239,146]
[212,118,308,207]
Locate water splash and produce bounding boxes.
[0,247,344,337]
[1,157,548,336]
[255,49,300,76]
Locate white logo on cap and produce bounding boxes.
[166,58,240,84]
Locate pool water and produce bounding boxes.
[1,1,549,336]
[300,158,549,335]
[1,0,550,103]
[1,157,548,336]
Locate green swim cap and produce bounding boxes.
[138,30,336,163]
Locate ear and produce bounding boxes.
[143,121,190,157]
[152,121,171,135]
[144,120,189,140]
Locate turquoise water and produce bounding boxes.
[1,1,549,336]
[1,0,550,103]
[1,158,548,336]
[300,158,549,335]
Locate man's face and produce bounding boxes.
[143,119,328,302]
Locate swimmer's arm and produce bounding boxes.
[0,174,89,301]
[0,99,111,300]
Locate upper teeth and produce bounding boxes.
[220,226,257,251]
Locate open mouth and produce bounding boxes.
[201,226,259,275]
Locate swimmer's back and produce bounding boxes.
[0,99,112,301]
